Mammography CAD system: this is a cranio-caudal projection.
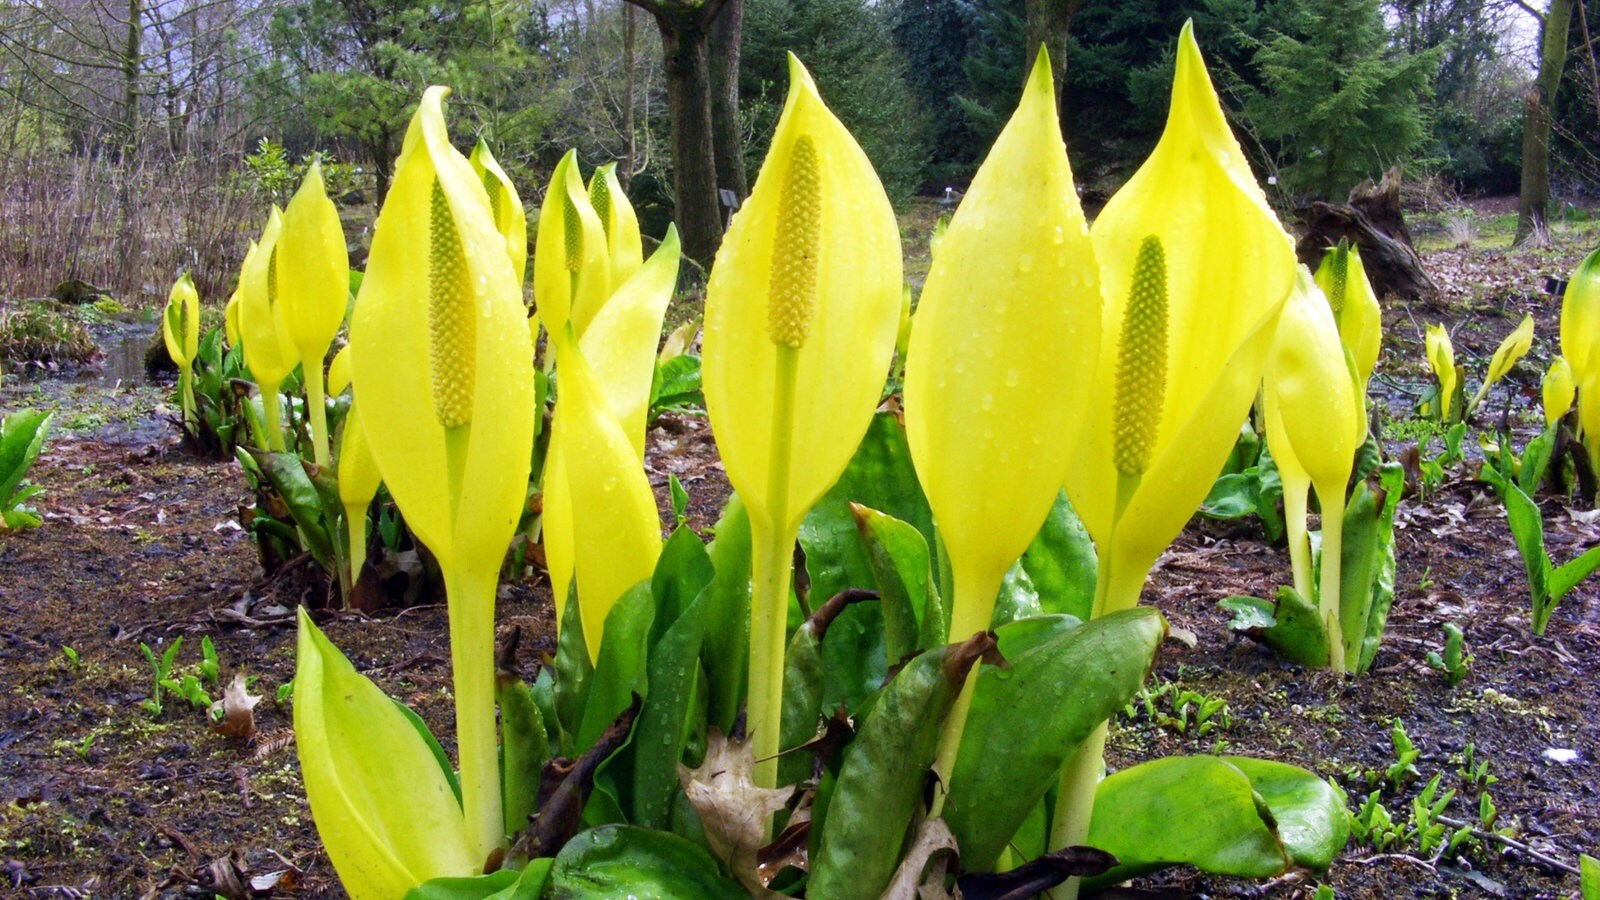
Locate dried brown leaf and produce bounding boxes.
[209,673,260,740]
[679,728,794,897]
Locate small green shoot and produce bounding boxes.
[161,673,213,711]
[59,645,80,668]
[1408,773,1455,856]
[668,474,689,528]
[1383,719,1420,791]
[1352,793,1403,851]
[139,637,183,718]
[1425,622,1469,687]
[73,733,95,761]
[276,678,295,706]
[1455,743,1498,792]
[1479,464,1600,634]
[198,635,220,687]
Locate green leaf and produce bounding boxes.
[650,527,714,645]
[405,860,551,899]
[700,496,751,732]
[1201,472,1260,519]
[649,353,704,415]
[1338,462,1403,673]
[1085,756,1290,885]
[1017,490,1097,621]
[1580,853,1598,900]
[1222,756,1349,869]
[250,449,337,570]
[553,585,594,752]
[1484,468,1557,632]
[498,673,549,833]
[546,825,744,899]
[0,409,51,519]
[946,608,1165,871]
[667,474,689,526]
[575,581,655,752]
[809,637,992,900]
[1219,595,1278,631]
[631,596,707,829]
[1518,425,1557,496]
[1551,545,1600,606]
[989,558,1042,628]
[854,504,944,659]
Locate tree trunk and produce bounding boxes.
[622,2,637,191]
[709,0,747,204]
[1024,0,1087,120]
[633,2,726,270]
[1517,0,1575,244]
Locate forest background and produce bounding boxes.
[0,0,1596,304]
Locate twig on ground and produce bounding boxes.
[1435,815,1582,875]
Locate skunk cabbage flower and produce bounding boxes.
[1066,22,1296,617]
[1424,324,1458,421]
[544,227,680,642]
[345,85,535,865]
[224,284,244,349]
[1263,269,1363,669]
[589,162,644,291]
[1313,241,1382,389]
[533,150,608,341]
[1562,250,1600,470]
[327,344,351,397]
[163,273,200,373]
[1544,356,1576,426]
[277,160,351,466]
[239,209,298,452]
[337,403,381,589]
[702,53,901,789]
[546,330,663,661]
[294,609,473,898]
[1468,313,1534,416]
[905,48,1101,643]
[469,139,527,287]
[164,273,201,430]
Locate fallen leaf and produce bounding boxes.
[209,673,261,740]
[880,817,958,900]
[679,728,794,897]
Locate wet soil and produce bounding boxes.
[1,208,1597,898]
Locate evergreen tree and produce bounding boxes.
[1249,0,1439,198]
[741,0,925,201]
[893,0,982,179]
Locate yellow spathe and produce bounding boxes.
[1067,21,1296,616]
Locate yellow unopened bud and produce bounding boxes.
[1112,235,1168,477]
[428,181,475,428]
[768,135,820,348]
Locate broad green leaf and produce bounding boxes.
[1,410,52,513]
[1219,595,1278,632]
[988,558,1042,629]
[1017,490,1097,621]
[293,608,474,897]
[1551,546,1600,606]
[1519,425,1558,496]
[650,354,704,415]
[1222,756,1349,870]
[546,825,745,899]
[1580,853,1598,900]
[552,587,593,752]
[250,450,336,570]
[854,504,944,659]
[1201,472,1260,520]
[946,608,1164,871]
[576,581,655,751]
[650,527,715,647]
[700,496,751,732]
[810,638,990,900]
[1258,586,1330,667]
[1084,756,1289,886]
[632,594,707,829]
[1351,463,1404,673]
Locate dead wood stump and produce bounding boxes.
[1295,166,1437,301]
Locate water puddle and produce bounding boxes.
[2,316,176,447]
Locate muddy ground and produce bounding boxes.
[0,200,1596,898]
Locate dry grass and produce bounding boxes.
[0,153,259,309]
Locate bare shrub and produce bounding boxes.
[1446,217,1478,249]
[0,152,258,308]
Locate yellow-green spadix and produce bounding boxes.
[345,85,535,866]
[701,53,901,791]
[904,46,1101,645]
[589,162,644,291]
[1066,21,1297,617]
